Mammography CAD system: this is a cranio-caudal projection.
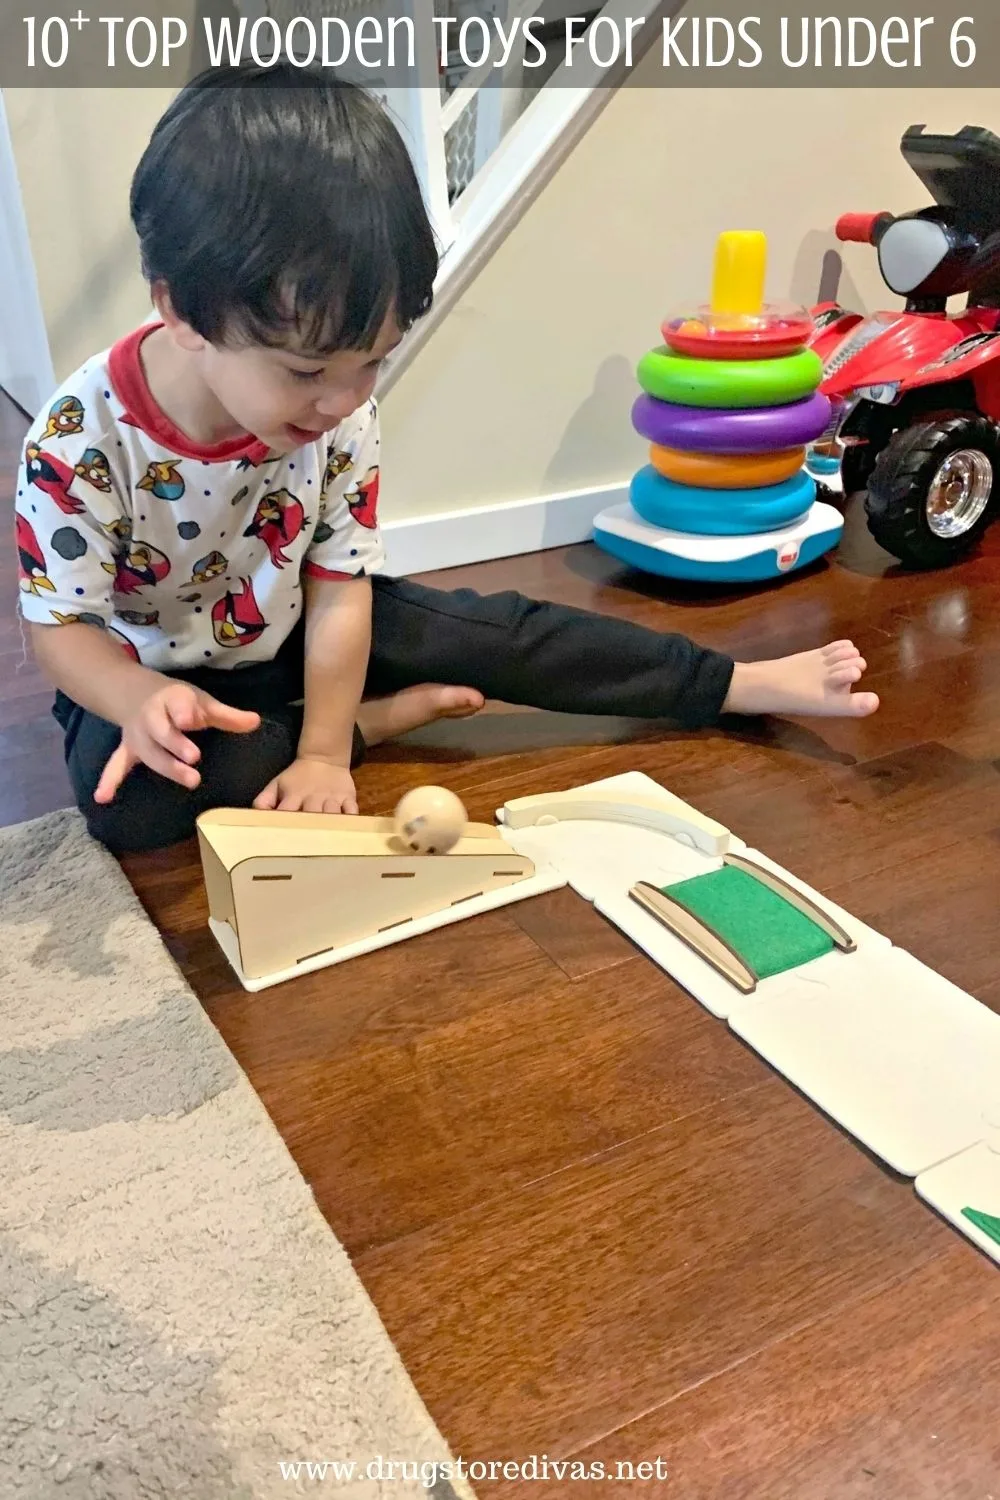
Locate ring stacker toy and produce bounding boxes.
[594,230,844,583]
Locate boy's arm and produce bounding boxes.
[297,574,372,765]
[29,620,261,799]
[30,619,171,725]
[253,404,384,815]
[15,431,258,798]
[251,575,371,814]
[14,426,167,722]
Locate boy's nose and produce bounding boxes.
[314,385,367,421]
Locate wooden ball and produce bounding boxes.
[393,785,467,855]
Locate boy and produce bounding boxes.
[14,62,877,855]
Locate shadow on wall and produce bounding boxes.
[790,232,868,314]
[542,354,637,498]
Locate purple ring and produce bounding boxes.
[632,391,832,454]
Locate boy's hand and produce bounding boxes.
[253,756,358,814]
[94,682,261,804]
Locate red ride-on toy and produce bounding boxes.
[808,124,1000,568]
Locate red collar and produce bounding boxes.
[107,323,271,466]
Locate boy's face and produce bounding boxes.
[203,311,403,452]
[157,288,404,451]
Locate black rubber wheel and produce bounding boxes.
[840,442,877,497]
[865,412,1000,568]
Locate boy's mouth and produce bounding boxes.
[285,422,326,444]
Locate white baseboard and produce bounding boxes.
[380,481,627,576]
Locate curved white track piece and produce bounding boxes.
[499,771,731,857]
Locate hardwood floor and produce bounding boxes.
[6,387,1000,1496]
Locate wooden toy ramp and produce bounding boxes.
[196,807,565,989]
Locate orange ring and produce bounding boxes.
[649,444,806,490]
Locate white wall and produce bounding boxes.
[6,64,998,514]
[379,69,1000,522]
[3,87,178,391]
[0,93,54,414]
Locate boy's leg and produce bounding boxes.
[64,704,305,854]
[364,576,879,726]
[58,625,317,854]
[366,576,733,727]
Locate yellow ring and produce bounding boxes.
[649,444,806,490]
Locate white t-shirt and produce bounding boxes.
[14,322,385,672]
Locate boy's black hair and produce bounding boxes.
[130,61,438,354]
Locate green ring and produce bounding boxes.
[637,346,823,410]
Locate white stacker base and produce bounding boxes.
[592,500,844,584]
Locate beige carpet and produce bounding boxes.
[0,809,476,1499]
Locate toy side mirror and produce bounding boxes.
[836,212,895,247]
[877,212,980,299]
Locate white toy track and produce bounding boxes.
[497,771,1000,1269]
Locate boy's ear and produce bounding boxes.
[152,281,206,353]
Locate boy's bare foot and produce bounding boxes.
[722,640,880,719]
[358,683,485,747]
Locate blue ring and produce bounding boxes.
[807,452,841,474]
[629,465,816,537]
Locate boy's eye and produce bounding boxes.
[288,367,324,383]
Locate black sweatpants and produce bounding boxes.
[55,575,735,853]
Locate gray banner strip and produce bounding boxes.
[3,0,998,86]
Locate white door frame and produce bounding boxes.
[0,90,54,415]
